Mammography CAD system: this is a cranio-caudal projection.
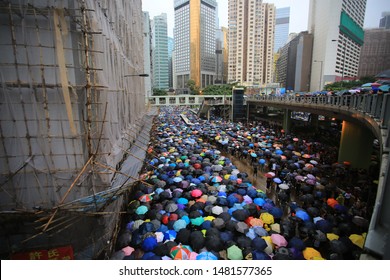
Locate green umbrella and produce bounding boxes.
[227,245,243,260]
[190,216,204,226]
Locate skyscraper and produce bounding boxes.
[274,7,290,53]
[228,0,275,86]
[174,0,217,91]
[152,13,169,90]
[168,37,174,88]
[308,0,366,91]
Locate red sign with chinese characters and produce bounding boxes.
[11,246,74,260]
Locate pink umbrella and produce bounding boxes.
[191,189,203,198]
[271,233,288,247]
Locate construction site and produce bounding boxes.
[0,0,153,259]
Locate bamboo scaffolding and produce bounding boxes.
[42,156,93,232]
[93,161,153,187]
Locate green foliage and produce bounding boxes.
[186,79,200,95]
[202,84,234,95]
[152,88,167,96]
[323,76,377,91]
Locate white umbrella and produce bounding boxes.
[279,183,289,190]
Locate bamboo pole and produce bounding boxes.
[42,156,93,232]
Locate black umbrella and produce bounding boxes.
[190,231,205,251]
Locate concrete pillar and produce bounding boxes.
[282,109,292,134]
[310,114,319,129]
[338,121,374,169]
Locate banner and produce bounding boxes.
[10,245,74,260]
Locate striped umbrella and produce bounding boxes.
[170,244,192,260]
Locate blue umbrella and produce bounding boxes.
[135,205,148,215]
[288,236,306,250]
[250,152,257,158]
[295,209,310,222]
[252,250,271,260]
[196,251,218,260]
[259,158,266,164]
[275,149,283,155]
[254,197,266,206]
[273,178,282,184]
[269,207,283,219]
[173,219,187,232]
[177,197,188,205]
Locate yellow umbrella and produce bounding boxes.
[204,216,215,221]
[260,212,274,225]
[303,247,322,260]
[261,236,274,254]
[270,223,281,233]
[326,233,339,241]
[349,233,366,249]
[224,174,230,180]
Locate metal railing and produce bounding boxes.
[246,93,390,130]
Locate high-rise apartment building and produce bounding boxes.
[152,13,169,90]
[174,0,217,90]
[228,0,275,86]
[274,7,290,53]
[308,0,366,91]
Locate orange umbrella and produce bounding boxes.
[303,247,322,260]
[327,198,338,208]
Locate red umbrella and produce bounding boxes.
[327,198,338,208]
[264,172,275,178]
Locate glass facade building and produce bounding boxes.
[174,0,217,89]
[152,13,169,90]
[274,7,290,53]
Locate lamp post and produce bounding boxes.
[314,60,323,91]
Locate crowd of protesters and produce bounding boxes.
[111,106,379,260]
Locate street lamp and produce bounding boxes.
[314,60,323,91]
[124,73,149,77]
[331,39,346,84]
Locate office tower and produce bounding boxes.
[174,0,217,91]
[379,12,390,29]
[152,13,169,90]
[143,12,153,98]
[308,0,366,91]
[274,7,290,53]
[358,28,390,77]
[168,37,174,88]
[228,0,275,86]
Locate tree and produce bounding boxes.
[152,88,167,96]
[186,79,200,95]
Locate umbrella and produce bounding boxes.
[271,233,288,247]
[303,247,323,260]
[227,245,243,260]
[211,176,223,183]
[139,194,153,203]
[173,219,187,232]
[250,152,257,158]
[279,183,289,190]
[170,244,192,260]
[196,251,218,260]
[265,172,275,178]
[295,209,310,222]
[349,233,366,249]
[135,205,148,215]
[212,205,224,215]
[260,212,274,224]
[327,233,339,241]
[352,216,369,228]
[273,178,282,184]
[269,207,283,219]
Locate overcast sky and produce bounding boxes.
[142,0,389,38]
